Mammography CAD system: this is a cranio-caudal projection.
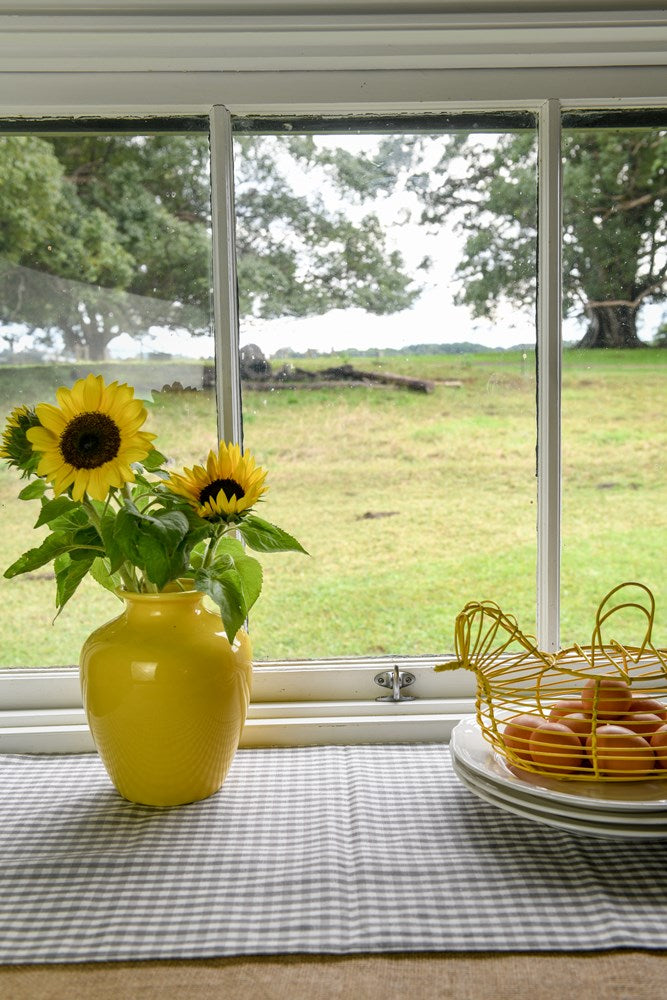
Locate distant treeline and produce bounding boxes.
[271,342,535,360]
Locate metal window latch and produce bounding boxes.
[374,664,416,702]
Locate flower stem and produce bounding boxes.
[202,533,219,570]
[82,494,136,592]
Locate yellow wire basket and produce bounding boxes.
[437,582,667,781]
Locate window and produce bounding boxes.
[232,117,539,660]
[0,122,217,668]
[559,111,667,650]
[0,3,665,749]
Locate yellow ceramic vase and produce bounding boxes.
[79,589,252,807]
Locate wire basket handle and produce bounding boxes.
[591,581,655,666]
[435,600,543,674]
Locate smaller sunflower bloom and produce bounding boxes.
[0,404,42,477]
[26,373,156,502]
[166,442,268,521]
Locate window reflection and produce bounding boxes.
[0,128,216,667]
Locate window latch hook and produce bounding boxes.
[374,664,416,702]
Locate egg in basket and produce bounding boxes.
[436,582,667,781]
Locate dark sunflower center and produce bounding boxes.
[199,478,245,507]
[59,412,122,470]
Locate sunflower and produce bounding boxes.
[166,442,268,521]
[26,374,156,502]
[0,404,42,477]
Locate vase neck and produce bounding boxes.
[120,590,205,623]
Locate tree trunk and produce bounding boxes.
[74,314,109,362]
[578,303,644,349]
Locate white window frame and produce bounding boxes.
[0,3,665,750]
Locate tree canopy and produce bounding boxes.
[0,131,418,361]
[2,123,664,359]
[389,124,666,348]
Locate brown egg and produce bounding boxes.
[528,721,584,774]
[650,724,667,769]
[586,724,655,777]
[502,714,547,762]
[581,677,632,720]
[627,697,667,722]
[618,712,664,738]
[549,699,586,723]
[559,712,594,743]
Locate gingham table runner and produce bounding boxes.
[2,744,667,964]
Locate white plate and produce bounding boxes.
[452,757,667,840]
[451,716,667,813]
[453,752,667,826]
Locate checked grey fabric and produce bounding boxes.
[1,744,667,964]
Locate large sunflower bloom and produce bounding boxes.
[166,442,268,520]
[26,374,156,502]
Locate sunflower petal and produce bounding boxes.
[70,473,89,502]
[26,425,57,451]
[82,374,104,411]
[85,467,107,501]
[33,403,67,436]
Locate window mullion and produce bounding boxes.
[536,97,563,652]
[210,104,243,446]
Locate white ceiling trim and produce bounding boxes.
[0,11,666,73]
[1,2,666,13]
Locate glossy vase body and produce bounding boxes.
[79,590,252,806]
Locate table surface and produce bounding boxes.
[3,952,667,1000]
[2,743,667,967]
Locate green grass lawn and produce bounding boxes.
[0,347,664,666]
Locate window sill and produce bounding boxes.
[0,700,471,752]
[0,656,474,751]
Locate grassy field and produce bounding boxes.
[0,347,664,666]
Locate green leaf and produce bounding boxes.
[141,448,167,471]
[54,551,96,616]
[187,538,209,572]
[234,553,263,613]
[210,545,263,614]
[135,532,173,589]
[213,536,247,560]
[153,510,191,542]
[194,565,246,643]
[99,512,127,574]
[70,524,103,559]
[113,506,142,563]
[237,515,308,555]
[18,479,46,501]
[114,504,191,590]
[35,495,77,529]
[47,506,89,533]
[194,540,263,642]
[88,556,120,595]
[4,531,74,579]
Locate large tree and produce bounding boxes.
[0,133,211,360]
[0,131,418,361]
[393,126,666,348]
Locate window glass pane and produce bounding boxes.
[233,121,539,660]
[560,116,667,648]
[0,127,215,667]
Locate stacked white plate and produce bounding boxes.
[450,716,667,840]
